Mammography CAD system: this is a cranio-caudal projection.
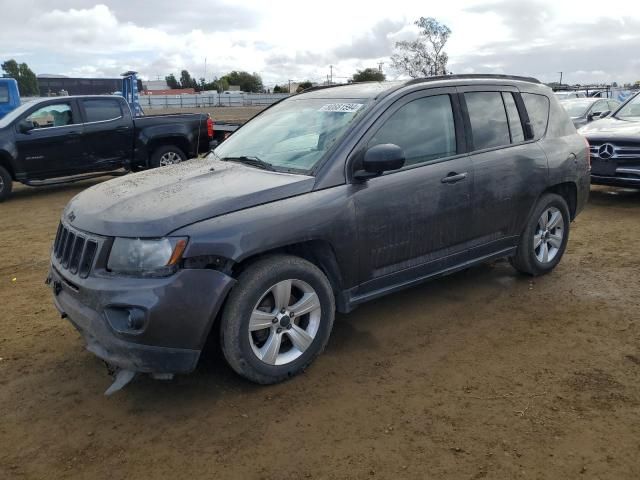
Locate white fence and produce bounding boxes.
[140,92,290,110]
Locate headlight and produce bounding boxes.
[107,237,188,276]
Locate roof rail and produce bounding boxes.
[404,74,541,86]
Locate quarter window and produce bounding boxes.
[83,99,122,123]
[368,95,457,167]
[25,103,75,129]
[0,84,8,103]
[464,92,511,150]
[502,92,525,143]
[521,93,550,140]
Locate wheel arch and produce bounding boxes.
[231,240,346,310]
[0,151,16,180]
[147,136,191,160]
[544,181,577,220]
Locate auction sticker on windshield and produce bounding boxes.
[319,103,363,113]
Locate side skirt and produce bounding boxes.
[340,246,516,313]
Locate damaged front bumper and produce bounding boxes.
[48,264,235,392]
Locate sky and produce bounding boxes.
[0,0,639,88]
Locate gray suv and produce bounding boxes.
[48,75,590,393]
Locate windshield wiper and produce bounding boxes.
[220,156,275,171]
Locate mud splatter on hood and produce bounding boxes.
[63,157,314,237]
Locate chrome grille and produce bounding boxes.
[53,222,98,278]
[589,142,640,159]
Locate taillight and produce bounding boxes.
[584,136,591,170]
[207,117,214,138]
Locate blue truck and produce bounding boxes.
[0,78,20,119]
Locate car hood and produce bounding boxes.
[578,117,640,141]
[64,158,315,237]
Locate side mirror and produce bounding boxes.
[587,113,595,122]
[599,110,611,118]
[18,120,35,134]
[354,143,405,181]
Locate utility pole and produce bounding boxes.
[204,57,207,83]
[288,79,292,93]
[558,71,563,86]
[330,65,333,84]
[377,62,384,73]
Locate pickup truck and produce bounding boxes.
[0,95,238,201]
[0,78,20,119]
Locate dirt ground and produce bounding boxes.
[0,181,639,480]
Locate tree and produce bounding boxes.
[390,17,451,78]
[352,68,386,82]
[295,81,313,93]
[179,69,197,89]
[2,59,39,96]
[273,84,287,93]
[220,71,264,93]
[165,73,179,89]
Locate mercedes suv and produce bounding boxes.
[48,75,590,393]
[579,91,640,188]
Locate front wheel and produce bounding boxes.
[220,255,335,384]
[149,145,186,168]
[0,165,13,202]
[510,193,570,276]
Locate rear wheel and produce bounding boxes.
[0,165,13,202]
[150,145,186,168]
[510,193,570,276]
[220,255,335,384]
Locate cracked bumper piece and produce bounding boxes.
[50,267,235,374]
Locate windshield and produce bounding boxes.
[0,100,37,128]
[213,97,370,173]
[560,100,593,117]
[615,93,640,120]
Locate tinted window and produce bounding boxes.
[25,103,75,129]
[0,84,8,103]
[502,92,524,143]
[465,92,510,150]
[368,95,456,167]
[83,99,122,122]
[521,93,550,140]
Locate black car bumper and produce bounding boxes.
[591,173,640,188]
[49,265,235,374]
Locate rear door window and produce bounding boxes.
[0,84,8,103]
[464,92,511,150]
[521,93,550,140]
[83,99,122,123]
[368,94,457,167]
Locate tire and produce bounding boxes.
[149,145,186,168]
[0,165,13,202]
[510,193,570,276]
[220,254,335,384]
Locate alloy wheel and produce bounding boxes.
[248,279,322,366]
[534,206,564,264]
[159,151,182,166]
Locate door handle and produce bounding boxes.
[441,172,468,184]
